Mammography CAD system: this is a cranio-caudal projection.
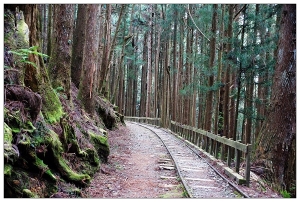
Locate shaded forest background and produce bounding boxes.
[2,4,296,198]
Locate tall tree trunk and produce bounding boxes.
[204,4,217,131]
[244,5,259,145]
[139,33,148,117]
[234,5,247,142]
[161,32,170,128]
[132,32,139,116]
[46,4,52,58]
[154,5,162,118]
[48,4,74,100]
[214,4,225,135]
[229,5,237,148]
[254,4,296,196]
[113,16,127,110]
[177,21,184,123]
[42,4,47,55]
[98,4,112,96]
[78,4,99,115]
[203,4,217,152]
[145,4,153,117]
[182,26,191,125]
[71,4,87,88]
[104,5,126,97]
[172,7,178,121]
[96,5,104,94]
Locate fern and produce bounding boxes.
[280,190,291,198]
[7,46,49,68]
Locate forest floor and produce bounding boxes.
[83,122,282,199]
[83,123,186,198]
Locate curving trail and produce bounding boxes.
[129,122,242,198]
[86,121,280,198]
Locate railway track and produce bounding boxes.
[128,121,250,198]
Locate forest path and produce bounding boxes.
[84,122,185,198]
[84,122,281,198]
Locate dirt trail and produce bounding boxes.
[84,122,185,198]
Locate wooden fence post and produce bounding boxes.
[245,144,251,187]
[227,138,233,167]
[235,140,241,173]
[214,136,219,159]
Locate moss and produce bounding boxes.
[57,155,91,184]
[18,134,31,146]
[40,84,63,124]
[4,164,12,177]
[4,107,36,134]
[4,168,31,198]
[22,189,39,198]
[48,129,91,186]
[4,122,13,143]
[84,148,100,167]
[16,12,29,46]
[33,157,57,182]
[23,121,36,132]
[88,130,110,162]
[4,123,19,164]
[60,117,81,153]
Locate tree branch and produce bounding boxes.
[187,4,210,42]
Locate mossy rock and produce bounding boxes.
[48,129,91,186]
[22,189,39,198]
[4,164,12,177]
[40,84,63,124]
[4,107,36,134]
[4,122,19,164]
[33,157,57,182]
[4,167,58,198]
[88,130,110,162]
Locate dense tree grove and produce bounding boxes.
[3,4,296,198]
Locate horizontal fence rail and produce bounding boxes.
[124,116,251,186]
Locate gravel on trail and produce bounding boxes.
[84,122,282,199]
[84,122,186,198]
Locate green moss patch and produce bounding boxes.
[88,130,110,162]
[40,84,63,124]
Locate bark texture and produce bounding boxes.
[254,4,296,196]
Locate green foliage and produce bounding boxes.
[4,164,12,176]
[7,46,49,68]
[280,190,291,198]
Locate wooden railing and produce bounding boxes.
[125,116,161,126]
[124,116,251,186]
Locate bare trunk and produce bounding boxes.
[254,4,296,196]
[145,4,153,117]
[78,4,99,115]
[71,4,87,88]
[99,4,112,96]
[139,33,148,117]
[204,4,217,132]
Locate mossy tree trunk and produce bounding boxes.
[78,4,99,115]
[254,4,296,196]
[21,4,63,124]
[48,4,74,100]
